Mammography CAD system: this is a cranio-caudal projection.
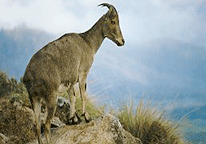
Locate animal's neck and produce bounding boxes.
[80,17,105,53]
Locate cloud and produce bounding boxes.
[164,99,206,112]
[0,0,205,46]
[0,0,105,34]
[118,0,206,46]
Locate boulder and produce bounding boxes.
[28,114,142,144]
[1,96,142,144]
[55,96,71,124]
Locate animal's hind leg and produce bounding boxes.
[31,97,43,144]
[44,92,57,144]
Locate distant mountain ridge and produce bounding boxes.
[0,27,54,79]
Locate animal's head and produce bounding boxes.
[99,3,125,46]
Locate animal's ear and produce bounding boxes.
[108,7,117,18]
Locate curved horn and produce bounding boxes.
[98,3,117,16]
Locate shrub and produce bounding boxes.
[0,98,36,143]
[0,70,30,105]
[0,70,12,97]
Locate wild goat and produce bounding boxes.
[23,3,124,144]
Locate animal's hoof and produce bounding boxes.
[67,113,81,125]
[81,112,91,123]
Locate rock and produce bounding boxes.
[1,96,142,144]
[0,133,22,144]
[55,96,71,124]
[0,133,9,144]
[51,117,65,128]
[28,114,142,144]
[57,96,70,108]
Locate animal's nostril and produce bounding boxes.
[122,39,125,44]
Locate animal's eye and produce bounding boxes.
[111,21,115,25]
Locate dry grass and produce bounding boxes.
[75,95,105,119]
[116,101,186,144]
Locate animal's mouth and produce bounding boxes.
[115,39,125,46]
[108,36,125,46]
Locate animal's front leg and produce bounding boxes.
[79,79,91,123]
[68,86,80,124]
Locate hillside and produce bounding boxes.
[0,71,185,144]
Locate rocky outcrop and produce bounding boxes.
[29,114,141,144]
[0,96,142,144]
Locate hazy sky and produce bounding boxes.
[0,0,206,46]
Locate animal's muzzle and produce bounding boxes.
[116,38,125,46]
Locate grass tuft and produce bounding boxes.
[116,101,186,144]
[75,93,105,119]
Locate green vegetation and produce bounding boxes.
[0,70,186,143]
[0,70,30,105]
[0,70,34,143]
